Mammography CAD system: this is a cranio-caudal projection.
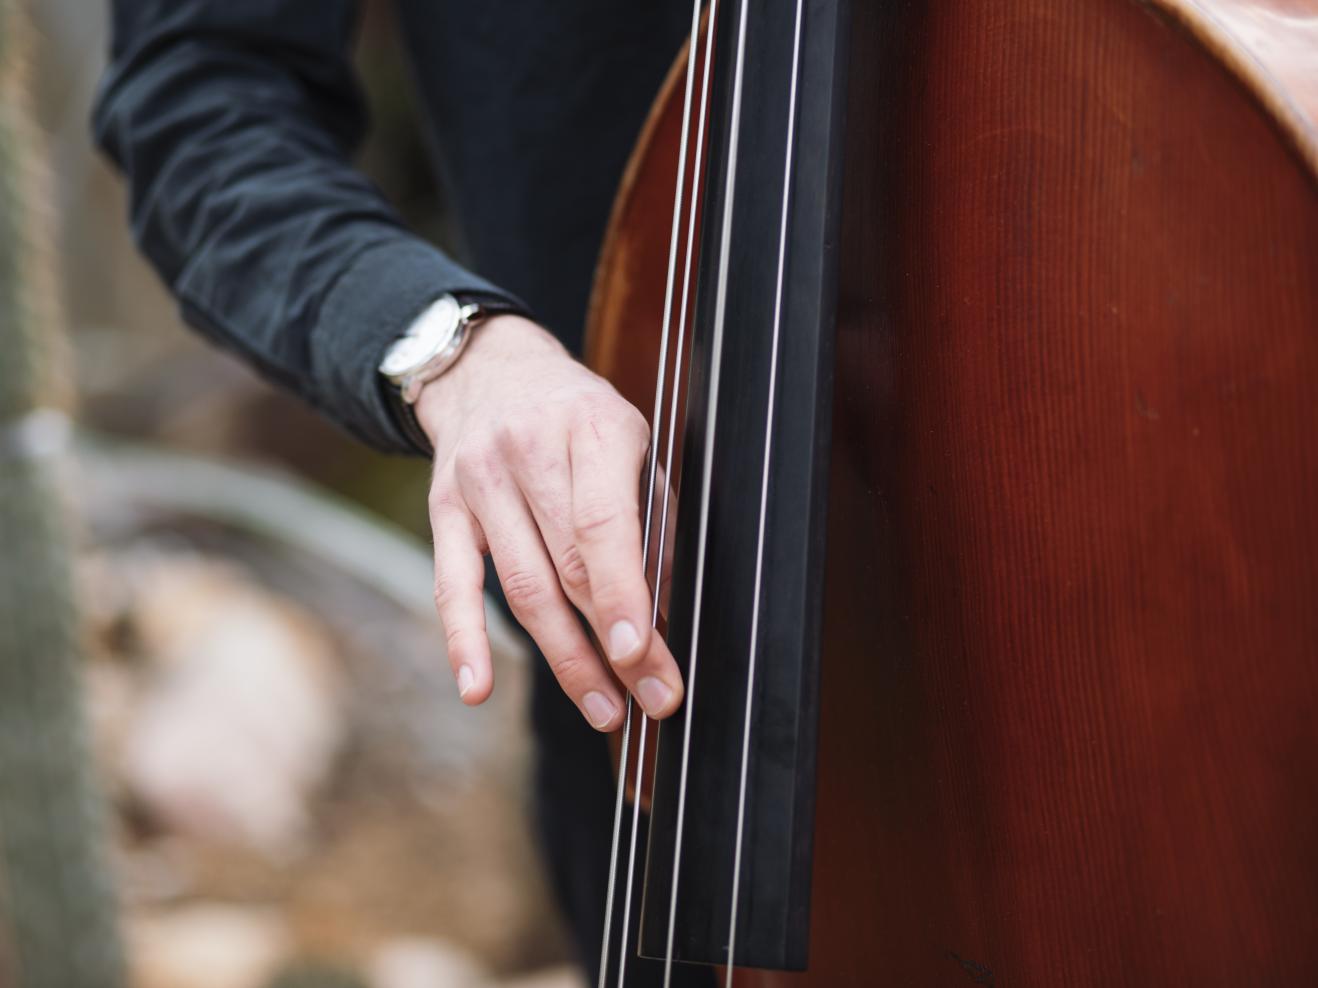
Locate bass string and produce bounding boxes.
[723,0,805,980]
[615,2,726,985]
[597,0,707,985]
[601,0,785,982]
[662,0,753,985]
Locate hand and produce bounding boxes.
[415,314,683,731]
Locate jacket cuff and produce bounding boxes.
[312,237,530,456]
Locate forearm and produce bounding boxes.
[93,0,524,454]
[93,3,686,734]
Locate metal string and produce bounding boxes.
[616,2,724,985]
[652,0,723,648]
[613,714,647,988]
[597,0,706,984]
[723,0,805,980]
[663,0,752,984]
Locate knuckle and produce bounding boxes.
[557,544,591,593]
[595,394,648,447]
[496,410,542,461]
[571,392,615,431]
[545,649,591,691]
[573,497,620,540]
[427,480,461,515]
[501,568,549,613]
[620,404,650,446]
[453,437,500,486]
[432,574,462,614]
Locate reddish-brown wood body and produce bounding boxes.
[588,1,1318,983]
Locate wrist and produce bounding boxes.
[413,314,563,451]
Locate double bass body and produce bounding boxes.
[588,1,1318,983]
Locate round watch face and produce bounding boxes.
[380,294,463,378]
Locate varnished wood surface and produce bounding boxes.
[1157,0,1318,174]
[588,0,1318,983]
[586,15,705,407]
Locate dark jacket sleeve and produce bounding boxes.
[92,0,523,454]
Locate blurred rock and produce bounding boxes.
[75,474,568,977]
[366,938,491,988]
[81,648,137,786]
[77,531,569,974]
[500,968,587,988]
[263,960,370,988]
[128,905,291,988]
[117,555,345,860]
[117,837,197,904]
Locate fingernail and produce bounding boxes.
[636,676,674,716]
[608,620,642,662]
[457,665,475,699]
[583,691,619,729]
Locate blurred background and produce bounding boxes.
[2,3,580,986]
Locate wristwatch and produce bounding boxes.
[380,293,486,404]
[379,292,514,453]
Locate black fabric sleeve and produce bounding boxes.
[92,0,527,455]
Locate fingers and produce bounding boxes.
[565,405,685,718]
[433,383,685,728]
[646,463,679,621]
[520,480,683,721]
[567,407,651,650]
[430,498,493,706]
[458,457,627,732]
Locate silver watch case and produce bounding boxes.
[380,294,483,404]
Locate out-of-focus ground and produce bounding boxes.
[23,3,582,986]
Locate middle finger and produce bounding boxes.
[510,451,683,720]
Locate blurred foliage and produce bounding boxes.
[0,1,126,985]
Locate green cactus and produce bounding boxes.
[0,1,127,985]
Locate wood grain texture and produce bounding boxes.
[798,0,1318,983]
[1156,0,1318,174]
[589,0,1318,983]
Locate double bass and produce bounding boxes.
[585,1,1318,984]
